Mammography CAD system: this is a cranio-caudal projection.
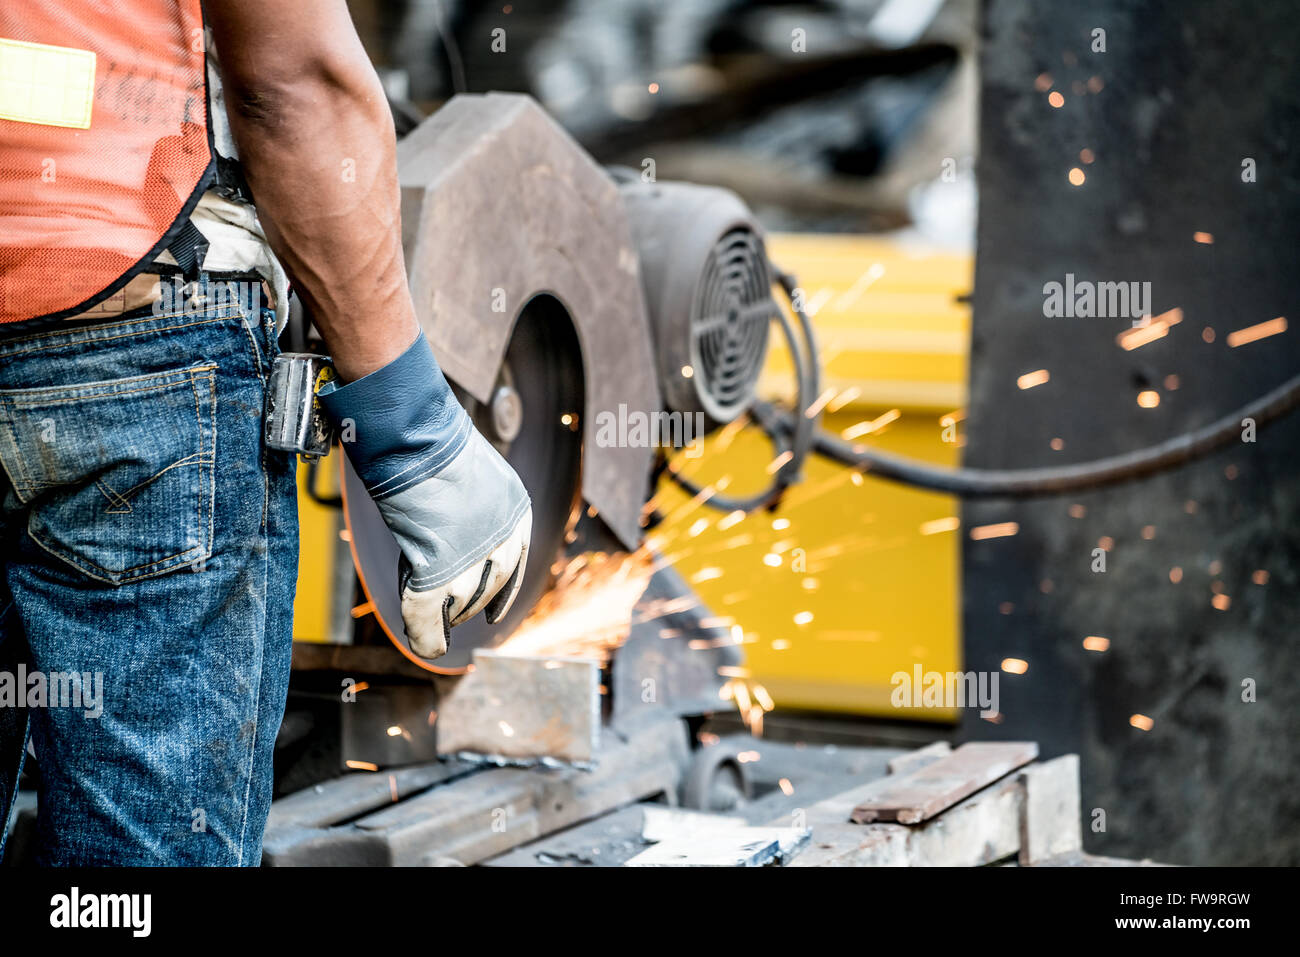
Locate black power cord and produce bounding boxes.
[670,264,1300,506]
[760,371,1300,497]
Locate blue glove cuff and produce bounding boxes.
[318,330,473,499]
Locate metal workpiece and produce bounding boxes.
[426,563,739,764]
[396,92,661,550]
[435,650,603,767]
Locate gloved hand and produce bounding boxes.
[318,331,531,659]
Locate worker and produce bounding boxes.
[0,0,530,865]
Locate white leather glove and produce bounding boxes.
[319,331,531,659]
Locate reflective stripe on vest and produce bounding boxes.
[0,0,213,323]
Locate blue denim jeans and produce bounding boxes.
[0,281,298,865]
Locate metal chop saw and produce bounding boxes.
[330,92,797,675]
[263,90,816,793]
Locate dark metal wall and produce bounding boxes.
[964,0,1300,864]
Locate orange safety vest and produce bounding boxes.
[0,0,214,324]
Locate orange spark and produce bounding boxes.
[1116,307,1183,350]
[804,387,838,419]
[969,522,1019,541]
[716,510,745,531]
[1226,316,1287,348]
[826,386,862,414]
[842,408,900,440]
[498,550,656,662]
[766,450,794,474]
[919,516,961,535]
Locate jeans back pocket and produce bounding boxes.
[0,364,217,585]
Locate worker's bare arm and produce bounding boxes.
[205,0,417,382]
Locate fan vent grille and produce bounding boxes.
[692,228,774,419]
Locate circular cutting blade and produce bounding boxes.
[341,301,584,673]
